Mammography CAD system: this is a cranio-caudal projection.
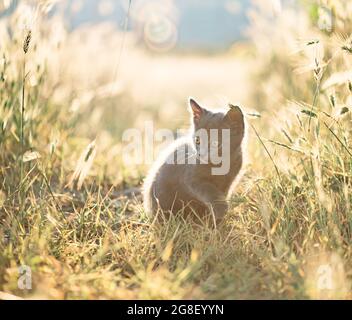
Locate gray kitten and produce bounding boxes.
[143,98,245,225]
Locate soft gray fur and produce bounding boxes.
[143,98,245,224]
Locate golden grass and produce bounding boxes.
[0,0,352,299]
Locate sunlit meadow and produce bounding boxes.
[0,0,351,299]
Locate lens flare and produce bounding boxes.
[143,14,177,52]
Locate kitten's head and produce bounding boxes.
[188,98,245,164]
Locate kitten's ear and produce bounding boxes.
[225,104,244,125]
[189,98,205,123]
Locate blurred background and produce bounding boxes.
[0,0,335,183]
[0,0,262,177]
[66,0,251,51]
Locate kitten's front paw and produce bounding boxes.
[209,200,228,224]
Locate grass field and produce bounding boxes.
[0,0,352,299]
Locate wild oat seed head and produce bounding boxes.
[23,30,32,54]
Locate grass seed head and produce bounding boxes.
[23,30,32,54]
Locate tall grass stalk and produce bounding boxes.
[19,30,31,211]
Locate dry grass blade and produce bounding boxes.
[250,123,281,182]
[323,122,352,157]
[67,140,97,190]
